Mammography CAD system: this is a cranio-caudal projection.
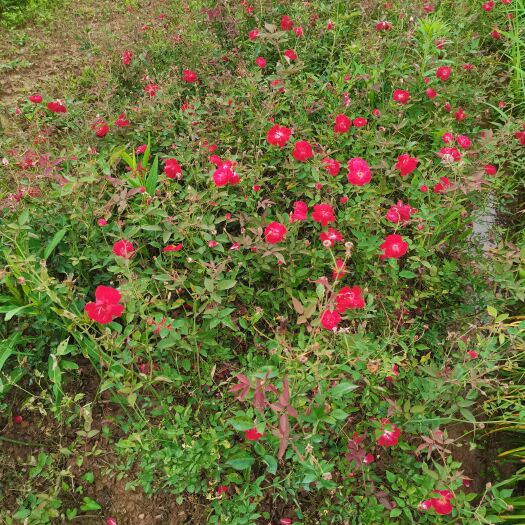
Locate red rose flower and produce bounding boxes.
[112,240,135,258]
[426,87,437,99]
[255,57,266,68]
[484,164,497,175]
[85,286,124,324]
[312,203,335,227]
[352,117,367,127]
[280,15,293,30]
[121,50,133,65]
[380,234,408,259]
[320,309,341,330]
[245,427,263,441]
[284,49,297,61]
[514,125,525,145]
[213,162,238,187]
[376,21,392,30]
[322,157,341,176]
[433,176,451,193]
[386,200,416,224]
[264,222,287,243]
[144,83,159,97]
[248,29,259,40]
[266,124,292,147]
[456,135,471,149]
[347,157,372,186]
[290,200,308,222]
[47,100,67,113]
[336,286,365,312]
[182,69,198,83]
[393,89,410,104]
[334,114,351,133]
[29,94,43,103]
[114,113,129,127]
[455,107,466,121]
[164,158,182,180]
[292,140,313,162]
[163,243,183,252]
[320,228,343,247]
[442,132,454,143]
[438,147,461,162]
[422,490,454,515]
[94,122,109,138]
[482,1,495,11]
[436,65,452,81]
[376,418,401,447]
[395,153,418,177]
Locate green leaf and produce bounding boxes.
[142,137,151,167]
[399,270,417,279]
[127,392,137,408]
[262,454,278,475]
[330,409,349,420]
[44,228,67,260]
[226,454,255,471]
[385,470,396,483]
[55,338,70,356]
[330,382,358,398]
[118,150,135,169]
[80,497,101,512]
[460,408,476,423]
[217,279,237,291]
[0,333,19,372]
[145,155,159,196]
[487,306,497,318]
[18,209,29,225]
[390,508,402,518]
[61,360,79,370]
[4,304,34,321]
[66,509,78,520]
[228,416,254,431]
[82,471,94,484]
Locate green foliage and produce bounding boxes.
[0,0,524,523]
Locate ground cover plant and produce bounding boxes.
[0,0,524,523]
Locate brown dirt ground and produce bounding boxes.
[0,0,168,108]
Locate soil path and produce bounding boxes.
[0,0,165,109]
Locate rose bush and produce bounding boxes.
[0,0,524,523]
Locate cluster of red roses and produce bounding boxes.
[28,94,67,113]
[84,237,185,323]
